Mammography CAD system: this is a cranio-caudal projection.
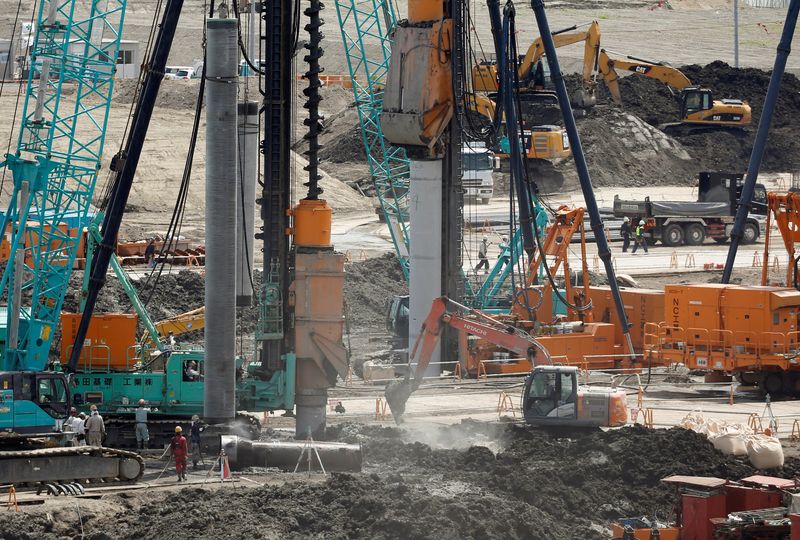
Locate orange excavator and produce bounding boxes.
[597,49,752,132]
[384,296,629,427]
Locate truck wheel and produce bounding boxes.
[662,224,684,247]
[480,198,491,205]
[742,222,759,244]
[683,223,705,246]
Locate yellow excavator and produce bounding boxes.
[470,22,600,192]
[598,49,752,132]
[472,20,601,109]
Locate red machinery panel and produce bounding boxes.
[682,493,727,540]
[726,485,782,514]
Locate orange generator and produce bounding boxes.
[644,284,800,396]
[60,313,138,371]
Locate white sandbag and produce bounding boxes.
[710,433,748,456]
[747,435,784,469]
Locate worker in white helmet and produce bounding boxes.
[475,236,491,274]
[620,217,632,253]
[135,399,150,450]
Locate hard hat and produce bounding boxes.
[483,236,488,241]
[502,236,508,241]
[191,415,199,421]
[175,426,182,433]
[79,413,86,419]
[623,217,630,222]
[70,407,77,412]
[90,404,98,411]
[139,399,145,406]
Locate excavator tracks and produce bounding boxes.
[0,445,145,488]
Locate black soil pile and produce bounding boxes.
[598,61,800,173]
[7,422,799,539]
[344,253,407,330]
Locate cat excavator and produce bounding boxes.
[472,20,601,109]
[384,297,629,428]
[598,49,752,132]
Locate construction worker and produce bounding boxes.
[63,407,80,445]
[497,235,510,269]
[134,399,150,450]
[189,415,203,469]
[144,239,156,269]
[75,413,87,445]
[475,236,490,274]
[620,217,632,252]
[184,360,200,381]
[631,219,649,254]
[170,426,188,482]
[85,404,106,447]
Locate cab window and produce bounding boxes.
[38,377,67,404]
[684,92,702,112]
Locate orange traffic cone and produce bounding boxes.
[220,451,232,481]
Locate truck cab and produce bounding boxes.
[463,142,497,205]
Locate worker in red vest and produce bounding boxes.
[170,426,188,482]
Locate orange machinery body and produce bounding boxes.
[644,284,800,373]
[587,286,665,352]
[290,251,350,393]
[0,222,87,266]
[462,318,627,376]
[292,199,332,248]
[60,312,138,371]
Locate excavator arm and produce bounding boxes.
[519,21,600,87]
[473,21,600,98]
[385,297,551,421]
[598,48,692,103]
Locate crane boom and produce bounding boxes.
[0,0,127,372]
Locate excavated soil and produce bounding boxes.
[4,422,799,539]
[344,253,408,330]
[595,61,800,173]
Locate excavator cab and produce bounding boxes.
[678,87,751,127]
[0,371,71,436]
[522,366,578,423]
[680,88,713,118]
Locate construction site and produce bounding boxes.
[4,0,800,538]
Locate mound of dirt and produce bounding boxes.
[10,422,798,539]
[344,253,407,330]
[598,61,800,173]
[557,107,695,189]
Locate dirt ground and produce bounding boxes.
[2,422,799,539]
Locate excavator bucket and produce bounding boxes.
[385,376,415,423]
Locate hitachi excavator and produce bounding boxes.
[384,297,629,427]
[598,49,752,132]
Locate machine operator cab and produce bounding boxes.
[522,366,578,424]
[0,371,70,435]
[522,366,629,427]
